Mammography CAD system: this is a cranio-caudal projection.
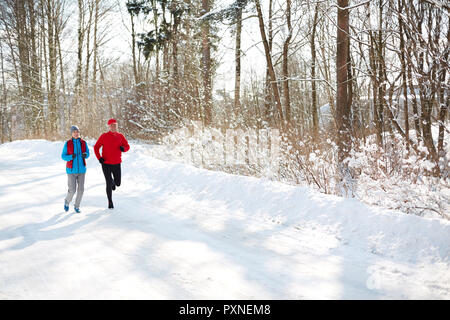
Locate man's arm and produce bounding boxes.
[121,134,130,152]
[94,135,103,160]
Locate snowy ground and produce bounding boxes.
[0,139,449,299]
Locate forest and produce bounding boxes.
[0,0,448,218]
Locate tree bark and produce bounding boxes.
[27,0,42,135]
[336,0,351,164]
[0,44,6,143]
[263,0,273,126]
[311,3,319,135]
[46,0,58,134]
[398,0,409,151]
[437,26,449,156]
[84,0,94,89]
[75,0,84,92]
[254,0,284,130]
[234,6,242,113]
[92,0,99,103]
[201,0,212,126]
[282,0,292,125]
[15,0,31,136]
[130,12,139,85]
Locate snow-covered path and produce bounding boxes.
[0,140,449,299]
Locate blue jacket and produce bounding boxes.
[61,138,90,174]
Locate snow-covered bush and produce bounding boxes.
[347,134,449,219]
[149,121,449,220]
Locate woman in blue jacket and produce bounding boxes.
[61,125,90,213]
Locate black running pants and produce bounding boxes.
[101,163,121,203]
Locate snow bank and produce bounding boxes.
[146,124,450,219]
[130,143,450,264]
[0,139,449,299]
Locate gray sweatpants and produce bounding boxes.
[65,173,85,208]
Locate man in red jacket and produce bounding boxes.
[94,118,130,209]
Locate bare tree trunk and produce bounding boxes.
[57,30,67,131]
[367,7,382,147]
[46,0,58,134]
[151,1,159,80]
[282,0,292,125]
[254,0,284,130]
[234,6,242,113]
[416,4,439,174]
[54,0,67,133]
[376,1,386,148]
[398,0,409,151]
[437,26,449,156]
[311,3,319,136]
[0,7,21,93]
[130,12,139,85]
[16,0,29,99]
[347,30,354,135]
[41,0,50,132]
[172,10,180,118]
[75,0,84,92]
[376,0,386,148]
[263,0,273,126]
[84,0,94,89]
[27,0,43,135]
[201,0,212,126]
[15,0,32,136]
[0,44,6,143]
[336,0,351,164]
[92,0,99,104]
[202,0,212,126]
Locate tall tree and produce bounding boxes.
[263,0,273,126]
[254,0,284,130]
[92,0,99,103]
[0,43,6,143]
[310,2,319,136]
[282,0,292,125]
[201,0,213,126]
[75,0,85,94]
[336,0,352,176]
[234,5,242,113]
[46,0,59,133]
[397,0,409,151]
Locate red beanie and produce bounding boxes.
[107,118,117,125]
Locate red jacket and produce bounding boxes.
[66,138,87,168]
[94,131,130,164]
